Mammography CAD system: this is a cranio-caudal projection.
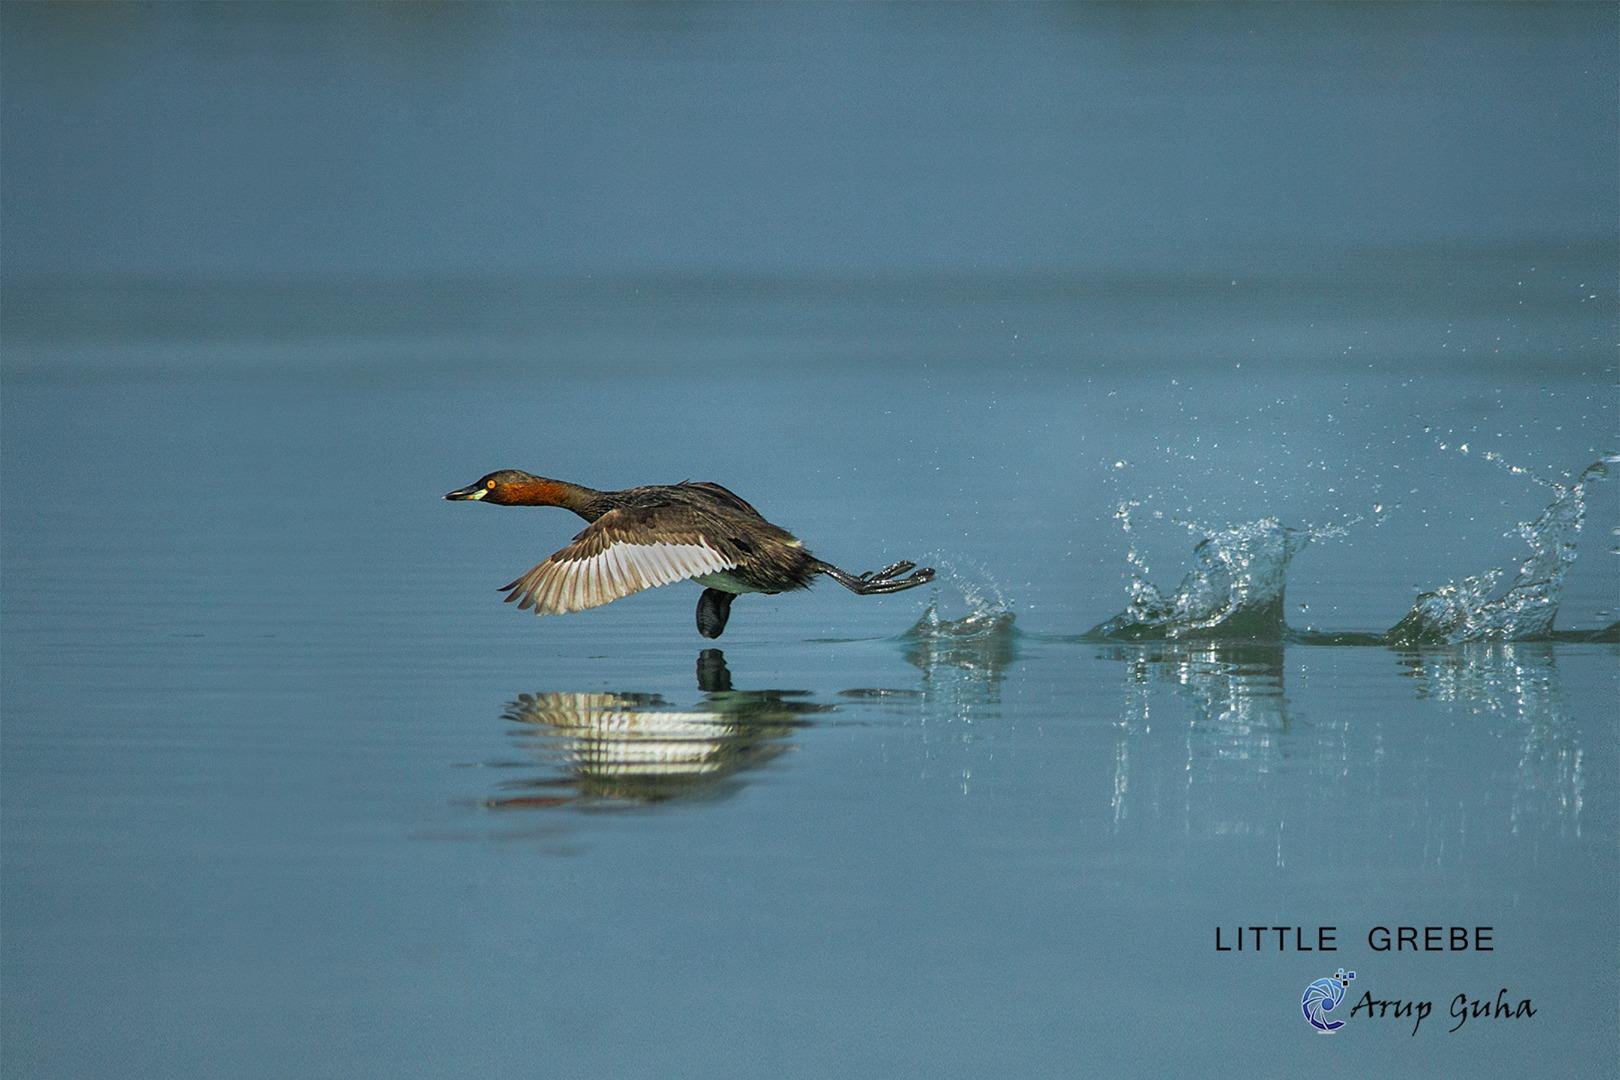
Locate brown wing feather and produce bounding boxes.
[677,481,767,520]
[499,506,744,615]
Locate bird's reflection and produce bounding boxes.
[486,650,831,809]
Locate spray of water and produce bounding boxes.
[900,559,1019,669]
[1385,457,1613,644]
[1087,515,1336,641]
[1086,456,1613,644]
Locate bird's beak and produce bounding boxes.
[444,485,487,501]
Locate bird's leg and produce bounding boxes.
[817,560,935,595]
[696,589,735,638]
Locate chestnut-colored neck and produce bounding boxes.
[505,476,600,514]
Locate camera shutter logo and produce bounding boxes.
[1301,969,1356,1033]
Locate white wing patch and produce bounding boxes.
[504,541,740,615]
[508,693,737,776]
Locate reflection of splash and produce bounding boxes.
[1102,642,1305,836]
[1088,516,1326,641]
[1106,642,1288,741]
[1386,458,1612,644]
[892,569,1019,792]
[1396,642,1583,837]
[487,650,830,808]
[1101,638,1588,849]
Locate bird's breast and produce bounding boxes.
[694,571,765,595]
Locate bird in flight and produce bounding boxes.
[445,470,934,638]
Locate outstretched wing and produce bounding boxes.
[499,506,742,615]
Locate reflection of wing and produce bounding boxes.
[497,688,827,805]
[500,506,742,614]
[510,692,743,779]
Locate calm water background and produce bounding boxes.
[3,5,1617,1078]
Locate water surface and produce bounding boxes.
[4,317,1615,1076]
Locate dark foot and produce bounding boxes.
[696,588,735,638]
[819,560,936,595]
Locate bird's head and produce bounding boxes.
[443,470,540,505]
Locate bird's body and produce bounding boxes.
[445,471,933,638]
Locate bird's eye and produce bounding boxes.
[486,480,496,490]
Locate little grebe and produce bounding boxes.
[445,471,934,638]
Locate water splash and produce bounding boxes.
[900,561,1019,681]
[1088,516,1335,641]
[1385,457,1612,645]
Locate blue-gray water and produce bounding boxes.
[3,5,1617,1079]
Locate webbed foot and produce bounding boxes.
[819,560,935,595]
